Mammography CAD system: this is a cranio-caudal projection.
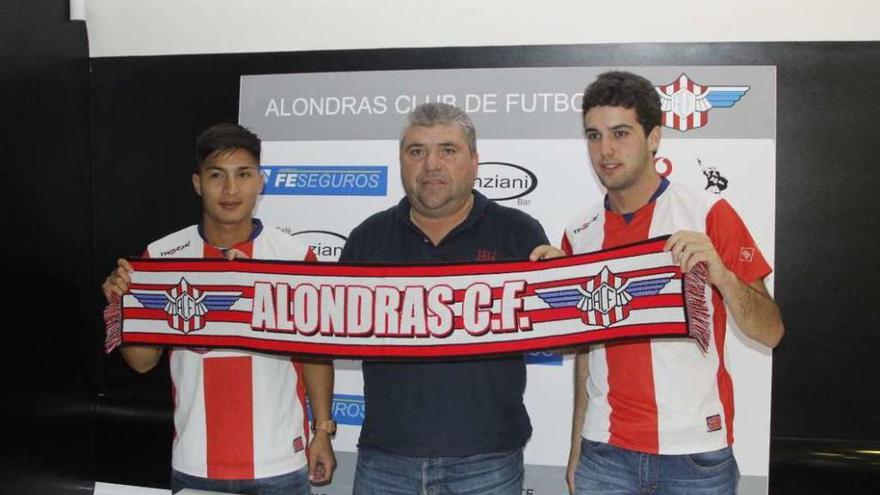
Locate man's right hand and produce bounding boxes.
[529,244,566,261]
[102,258,134,302]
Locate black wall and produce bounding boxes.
[4,4,877,490]
[1,0,94,493]
[90,43,880,491]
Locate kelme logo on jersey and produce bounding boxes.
[290,230,348,262]
[261,165,388,196]
[473,162,537,201]
[525,351,563,366]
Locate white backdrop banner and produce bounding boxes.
[240,65,776,495]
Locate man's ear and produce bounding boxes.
[648,125,661,154]
[192,173,202,196]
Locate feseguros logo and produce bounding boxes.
[525,351,563,366]
[473,162,537,201]
[306,394,366,426]
[331,394,366,426]
[262,165,387,196]
[289,230,348,262]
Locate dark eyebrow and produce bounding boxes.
[585,124,635,133]
[205,164,258,172]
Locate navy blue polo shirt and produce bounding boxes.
[339,191,549,457]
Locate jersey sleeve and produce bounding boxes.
[560,232,573,256]
[523,216,550,254]
[706,199,772,284]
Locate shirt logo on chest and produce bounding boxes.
[476,249,497,262]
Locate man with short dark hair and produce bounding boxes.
[562,71,784,494]
[340,103,550,494]
[102,123,336,495]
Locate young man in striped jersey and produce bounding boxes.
[102,123,336,494]
[561,72,784,494]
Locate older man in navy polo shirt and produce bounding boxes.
[340,102,553,494]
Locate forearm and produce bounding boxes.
[120,345,163,373]
[303,360,334,422]
[571,350,589,448]
[716,274,784,348]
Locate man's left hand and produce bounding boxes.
[308,432,336,485]
[664,231,735,288]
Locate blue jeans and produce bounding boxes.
[353,447,524,495]
[171,467,310,495]
[574,438,739,495]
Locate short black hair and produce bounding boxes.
[194,123,261,171]
[582,71,662,137]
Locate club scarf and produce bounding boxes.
[104,236,710,358]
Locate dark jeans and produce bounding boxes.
[575,438,739,495]
[353,447,524,495]
[171,467,309,495]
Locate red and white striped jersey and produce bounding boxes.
[144,222,315,479]
[562,182,771,455]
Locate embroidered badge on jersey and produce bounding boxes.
[293,436,305,453]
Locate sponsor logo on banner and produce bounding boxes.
[655,74,749,131]
[525,351,563,366]
[696,158,729,194]
[261,165,388,196]
[654,156,674,178]
[474,162,537,202]
[289,230,348,262]
[131,279,242,333]
[306,394,366,426]
[331,394,366,426]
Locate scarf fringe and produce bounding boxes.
[103,296,122,354]
[684,262,711,352]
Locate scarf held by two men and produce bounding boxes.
[105,237,710,358]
